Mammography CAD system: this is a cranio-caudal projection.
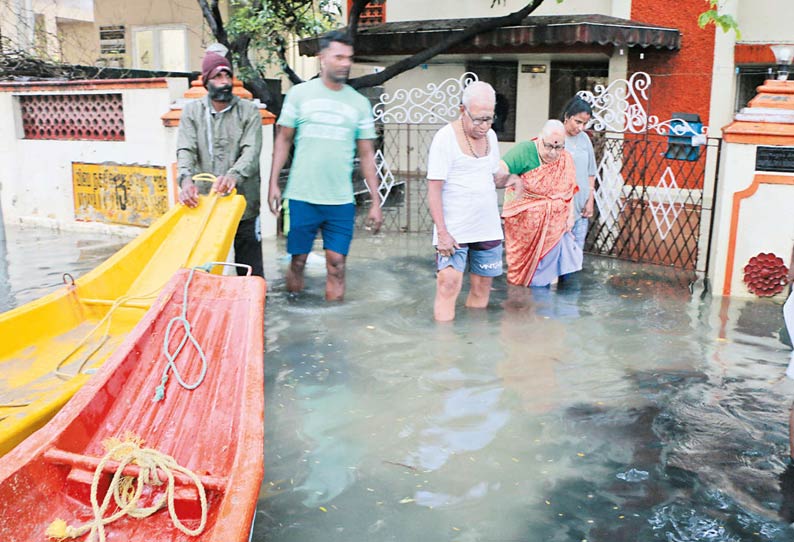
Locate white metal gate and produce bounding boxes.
[359,72,479,232]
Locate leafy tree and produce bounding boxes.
[698,0,741,39]
[197,0,339,111]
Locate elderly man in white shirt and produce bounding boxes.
[426,81,514,321]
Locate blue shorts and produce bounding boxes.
[436,240,503,277]
[287,200,356,256]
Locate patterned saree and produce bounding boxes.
[502,151,577,286]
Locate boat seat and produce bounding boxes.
[78,297,151,310]
[44,447,225,518]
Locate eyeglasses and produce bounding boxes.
[464,108,496,126]
[541,138,565,152]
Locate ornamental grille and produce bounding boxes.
[584,133,720,272]
[19,93,125,141]
[348,0,385,26]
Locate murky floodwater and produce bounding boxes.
[0,226,128,311]
[3,226,794,541]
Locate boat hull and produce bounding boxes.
[0,269,266,541]
[0,195,245,456]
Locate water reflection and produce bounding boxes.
[0,225,11,311]
[0,226,128,312]
[256,240,794,542]
[5,230,794,541]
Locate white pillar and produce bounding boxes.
[259,122,277,239]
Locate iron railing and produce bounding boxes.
[584,132,720,272]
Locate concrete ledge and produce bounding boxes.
[6,216,142,239]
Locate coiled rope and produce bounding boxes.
[2,175,226,411]
[53,175,224,381]
[153,266,208,402]
[45,434,207,542]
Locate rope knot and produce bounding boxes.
[154,268,209,401]
[45,434,207,542]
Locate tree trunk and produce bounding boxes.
[197,0,548,107]
[198,0,280,111]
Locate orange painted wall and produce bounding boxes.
[629,0,716,126]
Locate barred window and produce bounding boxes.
[99,25,126,55]
[18,93,125,141]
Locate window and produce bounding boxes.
[465,61,518,142]
[735,64,775,112]
[549,61,609,121]
[131,25,187,71]
[99,25,125,55]
[347,0,385,26]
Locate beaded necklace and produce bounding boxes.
[461,120,489,158]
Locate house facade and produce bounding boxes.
[0,0,223,71]
[1,0,325,88]
[296,0,794,293]
[303,0,793,148]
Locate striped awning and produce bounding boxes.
[299,14,681,57]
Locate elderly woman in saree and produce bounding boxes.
[498,119,581,288]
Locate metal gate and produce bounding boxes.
[359,71,719,274]
[578,73,720,273]
[355,73,478,232]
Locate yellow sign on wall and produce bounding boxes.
[72,162,172,226]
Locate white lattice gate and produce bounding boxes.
[576,73,721,273]
[360,72,478,232]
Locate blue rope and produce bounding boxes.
[154,267,209,402]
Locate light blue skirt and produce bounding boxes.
[529,232,583,287]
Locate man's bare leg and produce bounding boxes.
[434,267,463,321]
[325,249,346,301]
[466,274,493,309]
[287,253,308,293]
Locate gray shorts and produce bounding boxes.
[436,240,503,277]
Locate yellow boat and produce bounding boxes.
[0,193,245,457]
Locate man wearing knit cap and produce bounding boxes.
[177,43,264,277]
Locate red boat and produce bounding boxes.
[0,267,265,541]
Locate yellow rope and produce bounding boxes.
[45,434,208,542]
[52,177,223,381]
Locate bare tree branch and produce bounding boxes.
[197,0,278,108]
[348,0,546,89]
[197,0,228,45]
[277,39,305,86]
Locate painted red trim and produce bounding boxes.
[0,78,171,93]
[734,44,777,65]
[723,174,794,296]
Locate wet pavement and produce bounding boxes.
[2,226,794,541]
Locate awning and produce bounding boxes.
[299,14,681,57]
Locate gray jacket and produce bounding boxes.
[176,95,262,220]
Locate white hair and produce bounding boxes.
[540,119,565,139]
[461,81,496,108]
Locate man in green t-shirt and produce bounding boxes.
[268,30,382,301]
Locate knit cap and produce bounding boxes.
[201,43,232,86]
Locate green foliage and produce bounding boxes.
[226,0,341,76]
[697,0,741,39]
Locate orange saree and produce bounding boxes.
[502,150,577,286]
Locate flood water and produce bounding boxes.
[2,226,794,541]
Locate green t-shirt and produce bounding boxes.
[502,139,541,175]
[278,78,377,205]
[501,140,542,204]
